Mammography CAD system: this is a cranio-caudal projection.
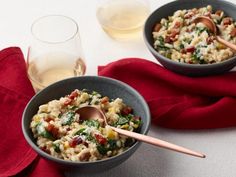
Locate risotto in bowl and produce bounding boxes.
[144,0,236,76]
[22,76,150,173]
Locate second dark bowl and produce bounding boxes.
[144,0,236,76]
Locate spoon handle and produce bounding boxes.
[110,126,205,158]
[216,36,236,51]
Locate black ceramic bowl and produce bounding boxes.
[22,76,150,174]
[144,0,236,76]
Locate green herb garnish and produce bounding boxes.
[52,143,61,153]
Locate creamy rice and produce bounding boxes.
[30,89,141,162]
[153,5,236,64]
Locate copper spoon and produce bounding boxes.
[193,16,236,51]
[76,106,206,158]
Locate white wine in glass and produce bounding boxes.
[96,0,150,40]
[27,15,86,92]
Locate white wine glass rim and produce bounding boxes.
[31,14,79,44]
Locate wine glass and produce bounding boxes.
[96,0,150,40]
[27,15,86,92]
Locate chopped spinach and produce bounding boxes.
[157,45,169,51]
[81,89,90,93]
[132,119,142,126]
[180,43,185,49]
[156,36,169,50]
[124,138,135,147]
[192,48,201,61]
[42,130,54,140]
[68,105,78,111]
[126,114,133,120]
[108,139,117,150]
[158,36,165,45]
[92,91,98,95]
[116,116,129,125]
[165,52,172,58]
[36,123,54,140]
[61,111,75,125]
[115,114,133,126]
[86,134,95,142]
[192,47,207,64]
[164,21,169,28]
[94,100,100,105]
[74,128,86,136]
[199,60,207,64]
[74,128,95,142]
[97,139,118,155]
[58,113,62,118]
[183,38,191,44]
[84,133,94,142]
[52,143,61,153]
[88,99,92,105]
[83,120,100,128]
[97,145,107,155]
[195,26,210,35]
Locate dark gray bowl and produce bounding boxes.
[144,0,236,76]
[22,76,150,174]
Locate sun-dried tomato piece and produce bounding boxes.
[44,116,54,122]
[101,96,109,104]
[69,137,83,147]
[186,46,195,53]
[222,17,233,26]
[215,10,223,16]
[153,23,162,32]
[68,90,79,99]
[46,124,59,138]
[230,28,236,37]
[207,36,215,44]
[95,134,107,145]
[64,98,72,106]
[174,21,181,28]
[121,106,133,115]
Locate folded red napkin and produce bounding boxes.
[98,58,236,129]
[0,47,64,177]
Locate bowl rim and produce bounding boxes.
[22,76,151,165]
[143,0,236,68]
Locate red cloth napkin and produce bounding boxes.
[98,58,236,129]
[0,47,64,177]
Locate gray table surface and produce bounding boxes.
[66,125,236,177]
